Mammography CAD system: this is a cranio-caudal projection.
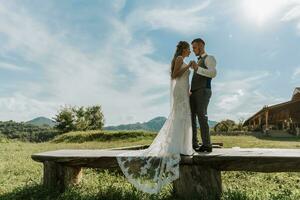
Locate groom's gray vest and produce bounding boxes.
[191,55,212,91]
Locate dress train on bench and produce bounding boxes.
[117,63,195,194]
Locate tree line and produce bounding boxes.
[0,121,59,142]
[0,105,105,142]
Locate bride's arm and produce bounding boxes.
[171,56,190,79]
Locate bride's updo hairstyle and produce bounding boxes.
[171,41,189,77]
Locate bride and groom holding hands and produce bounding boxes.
[117,38,217,194]
[170,38,217,154]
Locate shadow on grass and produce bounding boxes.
[1,184,294,200]
[0,184,60,200]
[0,184,175,200]
[251,132,300,143]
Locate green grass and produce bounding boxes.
[0,131,300,200]
[52,130,156,143]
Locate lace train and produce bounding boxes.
[117,153,180,194]
[117,63,193,194]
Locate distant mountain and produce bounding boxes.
[26,117,56,127]
[104,117,166,132]
[104,116,218,132]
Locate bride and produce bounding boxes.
[117,41,195,194]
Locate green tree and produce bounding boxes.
[214,119,236,132]
[73,106,89,131]
[233,118,246,131]
[53,105,105,132]
[85,105,105,130]
[53,106,76,133]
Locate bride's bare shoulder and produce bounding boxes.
[175,56,183,64]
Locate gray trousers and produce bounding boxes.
[190,88,212,147]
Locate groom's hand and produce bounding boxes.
[192,62,198,70]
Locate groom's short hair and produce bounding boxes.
[192,38,205,46]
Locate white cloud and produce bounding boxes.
[0,93,58,121]
[281,5,300,21]
[1,0,292,126]
[112,0,127,12]
[281,1,300,34]
[292,67,300,79]
[126,1,212,35]
[210,71,284,122]
[0,62,27,71]
[0,1,172,125]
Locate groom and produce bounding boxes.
[190,38,217,152]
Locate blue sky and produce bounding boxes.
[0,0,300,125]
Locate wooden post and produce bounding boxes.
[173,165,222,200]
[265,110,269,134]
[259,115,262,130]
[43,161,82,192]
[64,166,82,187]
[258,115,264,133]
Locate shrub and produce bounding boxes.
[54,105,105,133]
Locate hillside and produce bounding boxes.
[26,117,56,127]
[104,117,166,132]
[0,120,59,142]
[104,116,218,132]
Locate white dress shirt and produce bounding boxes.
[196,53,217,78]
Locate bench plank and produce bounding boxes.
[32,148,300,172]
[32,148,300,199]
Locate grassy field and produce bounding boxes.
[0,131,300,200]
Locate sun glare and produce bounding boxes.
[241,0,286,26]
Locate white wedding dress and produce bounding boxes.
[117,61,195,194]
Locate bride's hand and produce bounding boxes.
[191,61,197,69]
[188,60,196,67]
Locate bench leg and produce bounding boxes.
[173,165,222,200]
[43,161,82,192]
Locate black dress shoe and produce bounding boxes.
[193,147,200,152]
[193,144,201,151]
[198,145,212,152]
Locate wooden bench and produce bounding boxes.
[31,146,300,200]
